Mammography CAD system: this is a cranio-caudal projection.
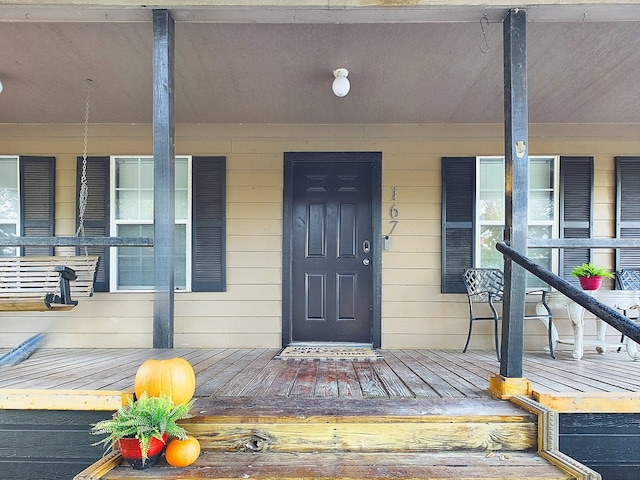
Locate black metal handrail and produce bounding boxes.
[496,241,640,345]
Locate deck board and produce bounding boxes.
[79,451,574,480]
[0,348,638,402]
[265,358,301,397]
[314,360,339,397]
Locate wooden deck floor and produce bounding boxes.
[0,347,638,399]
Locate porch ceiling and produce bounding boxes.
[1,4,640,125]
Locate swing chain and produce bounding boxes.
[76,79,92,254]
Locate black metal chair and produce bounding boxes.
[462,268,555,361]
[614,269,640,350]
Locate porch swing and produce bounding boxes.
[0,79,152,312]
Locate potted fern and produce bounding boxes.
[571,262,614,291]
[91,393,194,469]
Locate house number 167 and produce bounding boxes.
[388,186,399,235]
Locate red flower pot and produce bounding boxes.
[579,276,604,291]
[118,433,168,470]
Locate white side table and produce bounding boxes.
[540,290,639,360]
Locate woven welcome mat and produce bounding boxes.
[275,345,382,360]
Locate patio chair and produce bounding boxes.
[462,268,555,361]
[614,269,640,350]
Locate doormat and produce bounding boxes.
[275,345,382,360]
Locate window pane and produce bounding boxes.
[117,225,154,289]
[0,157,19,257]
[175,225,186,289]
[0,224,17,256]
[480,225,504,268]
[116,158,139,189]
[479,159,504,221]
[530,159,553,189]
[527,226,552,289]
[140,189,154,220]
[529,158,554,221]
[0,158,18,221]
[176,159,188,188]
[0,159,18,190]
[529,190,554,221]
[176,191,188,219]
[117,224,187,290]
[140,159,154,189]
[115,190,140,219]
[176,159,189,219]
[479,190,505,221]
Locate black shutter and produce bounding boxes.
[441,157,475,293]
[20,156,55,256]
[76,156,110,292]
[615,157,640,270]
[192,156,226,292]
[559,156,594,283]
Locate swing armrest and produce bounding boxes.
[53,265,78,306]
[54,265,77,281]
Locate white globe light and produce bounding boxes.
[332,68,350,97]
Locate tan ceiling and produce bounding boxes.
[1,4,640,125]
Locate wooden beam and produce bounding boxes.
[0,388,126,410]
[534,391,640,413]
[488,374,532,400]
[501,8,528,378]
[528,237,640,248]
[0,236,152,247]
[152,9,176,349]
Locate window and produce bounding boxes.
[78,155,226,293]
[442,156,593,293]
[0,156,19,256]
[615,156,640,270]
[476,156,558,288]
[0,156,55,257]
[111,156,191,291]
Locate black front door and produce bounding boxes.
[284,153,379,344]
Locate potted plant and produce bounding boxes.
[571,262,614,290]
[91,393,194,469]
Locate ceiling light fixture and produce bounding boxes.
[332,68,350,97]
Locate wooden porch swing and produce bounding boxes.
[0,79,151,312]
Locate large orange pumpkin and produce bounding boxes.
[134,357,196,405]
[165,436,201,468]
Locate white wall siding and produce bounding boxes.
[0,123,638,353]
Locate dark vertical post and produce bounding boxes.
[501,9,528,377]
[152,9,175,348]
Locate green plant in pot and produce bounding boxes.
[571,263,614,291]
[91,393,194,469]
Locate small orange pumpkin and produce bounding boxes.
[134,357,196,405]
[165,436,201,468]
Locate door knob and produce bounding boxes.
[363,258,370,266]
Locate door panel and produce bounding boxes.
[291,161,373,343]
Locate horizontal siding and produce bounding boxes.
[0,409,112,480]
[559,413,640,480]
[0,123,637,351]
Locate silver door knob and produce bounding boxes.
[363,258,370,266]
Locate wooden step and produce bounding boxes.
[77,450,576,480]
[75,397,595,480]
[183,397,538,453]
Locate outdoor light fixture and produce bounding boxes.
[332,68,350,97]
[0,75,3,94]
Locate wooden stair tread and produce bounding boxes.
[189,397,536,421]
[184,397,538,454]
[79,451,575,480]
